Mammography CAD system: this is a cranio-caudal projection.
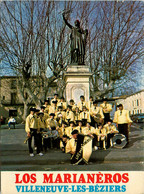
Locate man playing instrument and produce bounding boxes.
[74,107,81,126]
[95,124,107,150]
[25,107,43,157]
[75,120,85,134]
[77,96,88,112]
[113,104,132,146]
[50,93,60,105]
[83,121,98,150]
[65,105,75,125]
[90,101,104,127]
[57,97,67,111]
[65,121,75,138]
[80,106,91,126]
[49,100,58,115]
[55,106,66,127]
[100,98,112,124]
[103,119,119,148]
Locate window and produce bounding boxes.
[11,80,17,89]
[140,110,142,113]
[9,109,17,117]
[11,93,17,105]
[137,99,139,106]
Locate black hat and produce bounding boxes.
[60,96,64,100]
[77,119,82,123]
[93,100,98,104]
[107,119,113,123]
[38,111,44,116]
[70,99,74,103]
[102,97,108,101]
[41,106,46,109]
[35,109,40,113]
[67,105,72,109]
[71,130,79,135]
[117,104,123,107]
[97,124,103,127]
[62,135,69,138]
[58,106,63,109]
[45,100,49,103]
[62,120,67,125]
[49,113,55,116]
[54,93,58,96]
[30,107,36,112]
[52,100,57,104]
[80,95,84,99]
[69,121,74,124]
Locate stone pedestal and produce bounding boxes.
[64,65,92,104]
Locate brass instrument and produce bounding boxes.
[24,131,34,144]
[93,113,101,123]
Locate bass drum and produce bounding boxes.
[112,133,127,148]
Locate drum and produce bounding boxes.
[112,133,127,148]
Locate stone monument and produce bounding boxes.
[63,11,91,104]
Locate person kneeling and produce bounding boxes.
[95,124,107,150]
[65,130,93,165]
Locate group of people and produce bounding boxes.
[25,94,132,164]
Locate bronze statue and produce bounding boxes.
[62,11,88,64]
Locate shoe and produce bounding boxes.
[94,146,98,151]
[30,153,34,157]
[38,152,43,156]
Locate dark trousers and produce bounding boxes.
[92,134,97,147]
[28,129,41,154]
[104,113,110,124]
[118,124,129,143]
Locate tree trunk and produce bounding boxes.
[23,102,29,122]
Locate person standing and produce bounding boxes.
[113,104,132,145]
[77,96,87,112]
[100,98,112,124]
[25,107,43,157]
[90,101,104,127]
[80,106,91,126]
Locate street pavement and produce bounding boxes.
[0,123,144,171]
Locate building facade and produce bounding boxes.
[116,90,144,115]
[0,76,57,122]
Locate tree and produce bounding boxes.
[1,1,143,121]
[86,1,144,97]
[0,1,73,120]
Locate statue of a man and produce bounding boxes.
[62,12,88,64]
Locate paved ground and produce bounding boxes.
[0,123,144,171]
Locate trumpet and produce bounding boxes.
[24,137,29,144]
[24,132,33,144]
